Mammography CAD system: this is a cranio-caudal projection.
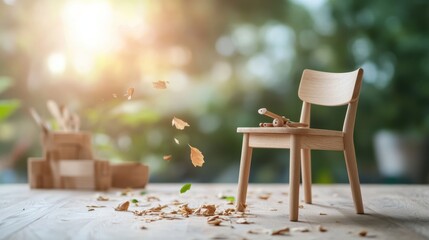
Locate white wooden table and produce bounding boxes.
[0,184,428,240]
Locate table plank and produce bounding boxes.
[0,184,428,240]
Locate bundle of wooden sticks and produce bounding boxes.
[258,108,308,128]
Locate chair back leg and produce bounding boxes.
[236,134,253,212]
[343,140,364,214]
[301,149,312,204]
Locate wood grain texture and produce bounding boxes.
[0,184,428,240]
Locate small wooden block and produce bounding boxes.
[28,158,53,189]
[111,163,149,188]
[94,160,111,191]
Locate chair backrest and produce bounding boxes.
[297,68,364,134]
[298,68,363,106]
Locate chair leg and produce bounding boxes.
[289,135,301,221]
[236,134,253,212]
[301,149,312,204]
[344,140,364,214]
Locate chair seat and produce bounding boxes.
[237,127,343,137]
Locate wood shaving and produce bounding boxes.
[195,204,216,216]
[88,208,95,211]
[319,212,327,215]
[97,196,109,201]
[163,155,172,161]
[291,227,310,232]
[140,226,147,230]
[170,200,184,205]
[271,227,290,235]
[318,225,328,232]
[277,200,283,203]
[269,208,277,211]
[178,204,194,217]
[247,229,270,235]
[359,230,367,237]
[236,218,253,224]
[147,196,160,202]
[174,138,180,144]
[258,194,271,200]
[221,208,235,216]
[120,188,134,196]
[115,201,130,211]
[86,205,106,208]
[207,219,222,226]
[298,204,304,209]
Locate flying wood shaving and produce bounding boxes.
[125,87,134,100]
[236,218,253,224]
[115,201,130,211]
[359,230,368,237]
[163,155,172,161]
[189,145,205,167]
[152,80,168,89]
[172,117,190,130]
[174,138,180,144]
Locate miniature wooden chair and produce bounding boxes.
[235,68,364,221]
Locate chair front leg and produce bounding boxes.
[289,135,301,221]
[301,149,312,204]
[236,133,253,212]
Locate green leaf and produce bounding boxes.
[180,183,192,194]
[131,199,139,203]
[0,76,13,94]
[223,196,235,203]
[0,99,20,121]
[140,191,147,195]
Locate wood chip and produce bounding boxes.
[319,212,327,215]
[207,219,222,226]
[236,218,253,224]
[318,225,327,232]
[140,226,147,230]
[271,227,290,235]
[359,230,368,237]
[97,196,109,201]
[86,205,106,208]
[115,201,130,211]
[269,208,277,211]
[174,138,180,144]
[298,204,304,209]
[88,208,95,211]
[163,155,172,161]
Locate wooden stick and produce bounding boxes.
[258,108,283,120]
[29,108,49,134]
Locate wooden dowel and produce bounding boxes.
[258,108,283,120]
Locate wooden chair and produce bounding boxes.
[235,68,364,221]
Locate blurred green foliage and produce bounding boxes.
[0,0,428,183]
